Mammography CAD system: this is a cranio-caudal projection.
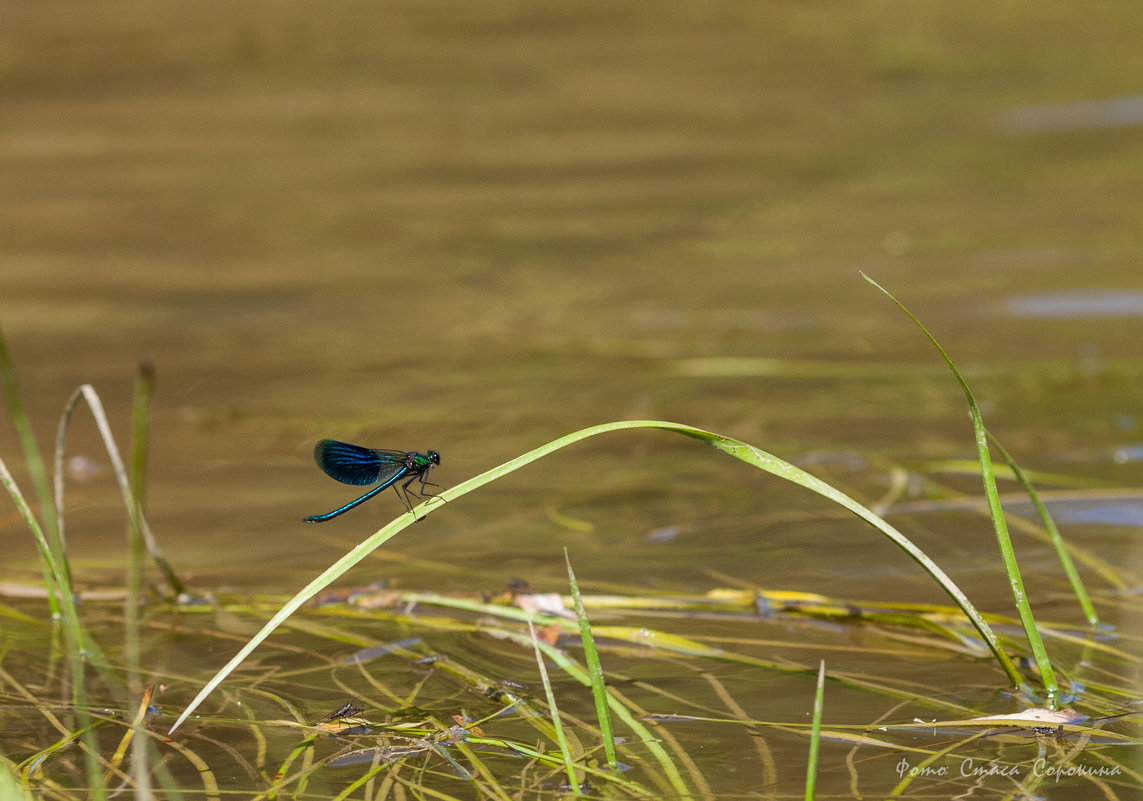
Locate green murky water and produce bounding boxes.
[2,2,1142,797]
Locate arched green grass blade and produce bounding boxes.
[171,419,1021,733]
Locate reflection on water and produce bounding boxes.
[1047,498,1143,526]
[1002,94,1143,133]
[1005,291,1143,319]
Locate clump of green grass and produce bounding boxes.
[0,328,179,800]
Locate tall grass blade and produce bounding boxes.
[565,550,618,769]
[804,660,825,801]
[986,432,1101,626]
[129,360,155,512]
[129,361,184,598]
[125,366,152,693]
[125,364,155,800]
[528,621,582,796]
[0,325,59,542]
[863,272,1058,702]
[0,457,73,609]
[0,324,65,614]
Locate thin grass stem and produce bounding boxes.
[0,325,60,557]
[121,367,164,675]
[986,431,1101,626]
[126,364,154,678]
[126,363,156,801]
[528,621,582,795]
[804,660,825,801]
[565,550,618,770]
[864,272,1058,703]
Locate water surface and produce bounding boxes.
[2,2,1141,797]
